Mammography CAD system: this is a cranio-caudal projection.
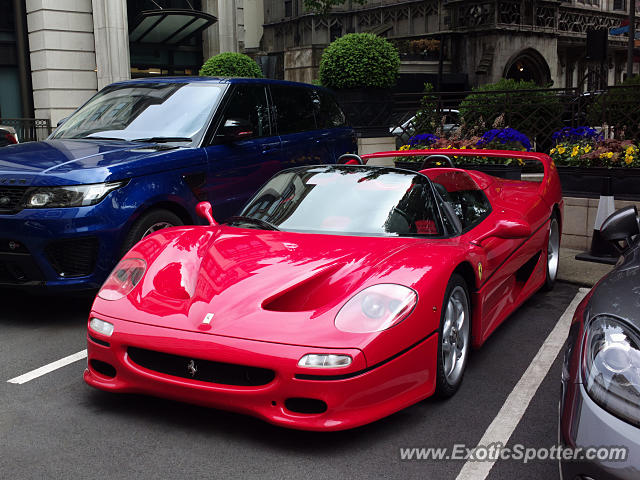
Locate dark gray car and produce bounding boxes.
[560,206,640,479]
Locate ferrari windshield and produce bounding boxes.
[50,82,225,145]
[237,165,443,237]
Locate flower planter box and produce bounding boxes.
[394,161,522,180]
[557,166,640,200]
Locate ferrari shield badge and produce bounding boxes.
[478,262,483,281]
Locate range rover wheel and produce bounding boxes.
[121,209,183,256]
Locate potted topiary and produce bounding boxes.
[319,33,400,137]
[200,52,263,78]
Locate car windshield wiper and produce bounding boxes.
[71,135,127,141]
[131,136,193,144]
[225,215,280,231]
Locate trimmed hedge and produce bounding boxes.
[319,33,400,89]
[458,78,563,140]
[199,52,263,78]
[587,75,640,138]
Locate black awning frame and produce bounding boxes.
[129,8,217,45]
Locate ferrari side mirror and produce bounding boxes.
[473,218,531,244]
[196,201,217,226]
[601,206,639,253]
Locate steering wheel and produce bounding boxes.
[338,154,364,165]
[420,154,454,169]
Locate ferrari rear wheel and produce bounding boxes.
[543,214,560,291]
[435,274,471,398]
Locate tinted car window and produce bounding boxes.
[271,85,316,134]
[238,166,442,237]
[313,90,347,128]
[221,84,271,138]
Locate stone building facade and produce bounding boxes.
[2,0,252,127]
[261,0,640,90]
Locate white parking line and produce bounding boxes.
[7,349,87,385]
[455,288,589,480]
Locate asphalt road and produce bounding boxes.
[0,282,579,480]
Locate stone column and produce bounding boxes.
[202,0,220,60]
[92,0,130,90]
[243,0,263,50]
[218,0,238,53]
[26,0,98,126]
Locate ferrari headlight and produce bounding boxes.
[89,318,114,337]
[98,258,146,301]
[582,315,640,427]
[24,181,127,208]
[298,354,352,368]
[335,284,417,334]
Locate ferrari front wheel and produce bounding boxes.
[435,274,471,398]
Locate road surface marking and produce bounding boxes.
[7,349,87,384]
[455,288,589,480]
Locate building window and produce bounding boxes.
[285,0,292,17]
[613,0,626,10]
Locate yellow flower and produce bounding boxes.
[571,146,579,157]
[550,148,556,154]
[607,151,614,159]
[557,147,566,154]
[583,145,592,153]
[399,144,409,151]
[625,156,633,165]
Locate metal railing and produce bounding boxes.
[0,118,52,142]
[390,85,640,150]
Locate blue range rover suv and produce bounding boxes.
[0,77,356,291]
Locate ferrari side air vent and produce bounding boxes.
[515,251,541,283]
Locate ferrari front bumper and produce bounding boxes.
[84,312,438,431]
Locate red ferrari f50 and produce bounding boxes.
[84,149,562,431]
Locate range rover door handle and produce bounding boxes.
[261,143,279,154]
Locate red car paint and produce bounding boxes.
[85,149,563,431]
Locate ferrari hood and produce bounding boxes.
[96,226,451,348]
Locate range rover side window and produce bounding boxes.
[271,86,316,134]
[221,85,271,139]
[314,90,347,128]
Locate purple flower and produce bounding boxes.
[476,128,532,151]
[408,133,439,146]
[551,126,601,144]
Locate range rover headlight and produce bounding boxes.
[582,315,640,427]
[24,181,127,208]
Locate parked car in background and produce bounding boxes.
[560,206,640,480]
[0,125,18,147]
[85,149,562,431]
[390,109,460,146]
[0,77,356,291]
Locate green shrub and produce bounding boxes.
[199,52,263,78]
[458,79,562,142]
[319,33,400,89]
[412,83,439,134]
[587,75,640,138]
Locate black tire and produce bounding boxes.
[121,209,183,256]
[542,213,560,292]
[435,273,471,398]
